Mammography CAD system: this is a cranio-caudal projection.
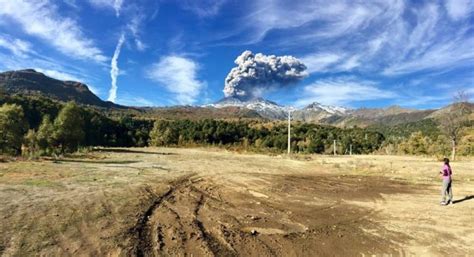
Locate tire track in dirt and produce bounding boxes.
[129,172,412,256]
[131,175,237,257]
[131,175,195,257]
[193,194,237,257]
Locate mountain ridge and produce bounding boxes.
[1,69,472,127]
[0,69,121,108]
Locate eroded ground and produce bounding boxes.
[0,148,473,256]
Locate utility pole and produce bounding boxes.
[287,109,291,155]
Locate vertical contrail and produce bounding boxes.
[108,33,125,103]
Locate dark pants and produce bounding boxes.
[441,179,453,203]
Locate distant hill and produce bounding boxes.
[1,69,472,126]
[322,108,437,127]
[142,105,262,120]
[0,69,119,108]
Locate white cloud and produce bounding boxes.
[300,52,362,74]
[0,49,95,82]
[225,0,393,44]
[34,68,82,82]
[0,34,32,57]
[30,67,100,95]
[33,68,101,95]
[86,84,101,96]
[335,55,361,71]
[383,35,474,75]
[295,77,397,107]
[0,0,106,63]
[88,0,124,17]
[444,0,474,20]
[127,15,147,51]
[287,0,473,77]
[108,33,126,103]
[147,56,205,105]
[300,53,343,73]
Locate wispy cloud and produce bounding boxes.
[34,68,82,82]
[116,94,155,107]
[0,49,97,86]
[217,0,473,81]
[300,53,343,73]
[87,0,124,17]
[0,0,106,63]
[32,67,100,95]
[444,0,474,21]
[215,0,390,45]
[0,34,32,58]
[295,77,397,107]
[147,56,205,105]
[127,14,147,51]
[63,0,79,9]
[180,0,227,18]
[108,33,126,102]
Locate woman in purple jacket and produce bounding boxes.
[440,158,453,205]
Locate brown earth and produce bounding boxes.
[0,148,473,256]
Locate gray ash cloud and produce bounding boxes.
[224,50,307,100]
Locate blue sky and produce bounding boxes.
[0,0,473,109]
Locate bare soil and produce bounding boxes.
[0,148,473,256]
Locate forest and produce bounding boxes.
[0,93,472,157]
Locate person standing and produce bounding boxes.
[440,158,453,205]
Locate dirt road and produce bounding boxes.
[1,148,473,256]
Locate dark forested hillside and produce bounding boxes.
[0,69,119,108]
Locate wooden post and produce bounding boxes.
[333,140,336,156]
[287,110,291,155]
[451,139,456,161]
[350,144,352,155]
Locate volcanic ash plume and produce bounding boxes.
[223,50,307,100]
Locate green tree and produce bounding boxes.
[457,127,474,156]
[0,103,28,155]
[399,131,431,155]
[23,129,38,157]
[37,115,55,155]
[53,102,85,153]
[149,121,163,146]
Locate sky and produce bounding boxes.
[0,0,473,109]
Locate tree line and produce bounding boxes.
[0,94,472,158]
[0,94,153,156]
[148,119,384,154]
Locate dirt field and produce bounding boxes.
[0,148,473,256]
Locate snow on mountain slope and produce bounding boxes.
[206,97,288,119]
[303,102,350,115]
[207,97,352,121]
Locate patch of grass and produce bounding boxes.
[58,159,140,164]
[23,179,63,188]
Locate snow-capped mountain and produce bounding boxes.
[207,97,288,119]
[207,97,352,121]
[292,102,350,123]
[302,102,350,115]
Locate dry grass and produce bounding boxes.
[0,148,473,256]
